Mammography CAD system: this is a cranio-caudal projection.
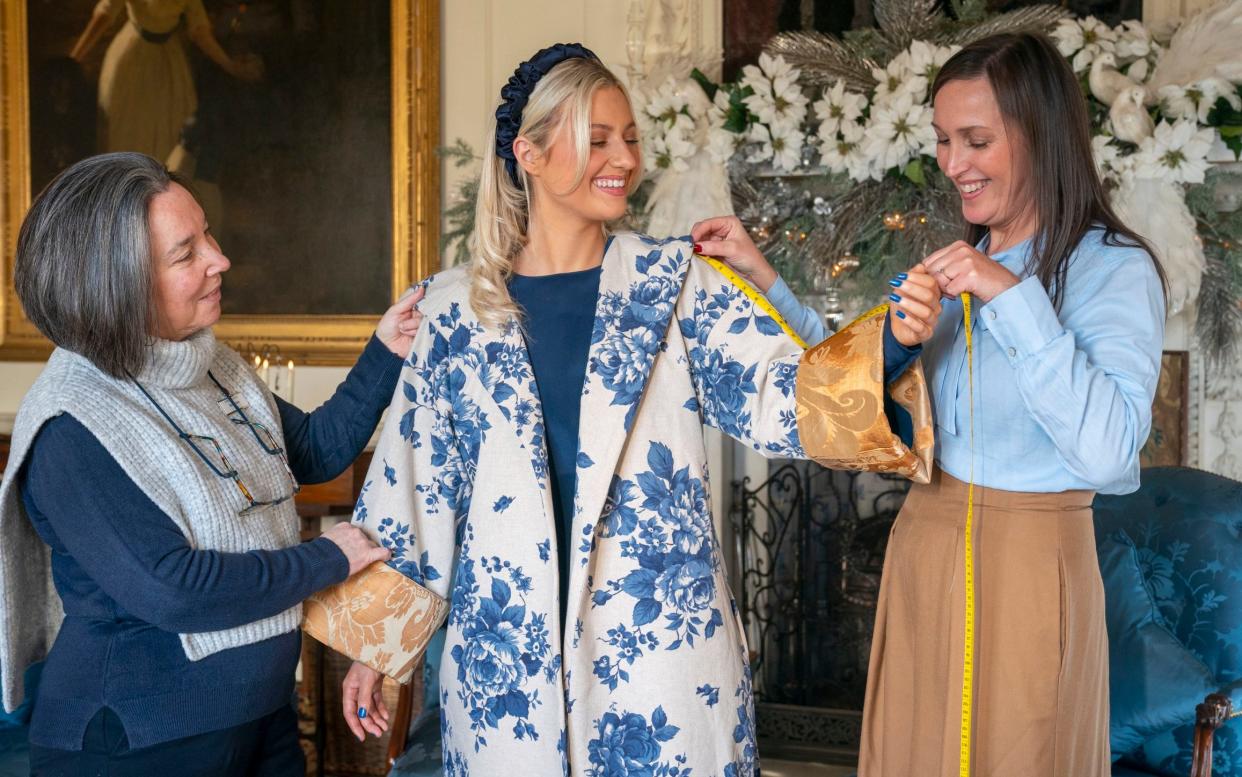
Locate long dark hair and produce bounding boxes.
[931,32,1166,310]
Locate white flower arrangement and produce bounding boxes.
[1134,120,1216,184]
[1055,15,1241,187]
[613,2,1242,363]
[1052,15,1118,73]
[635,76,711,174]
[812,41,955,183]
[735,52,811,171]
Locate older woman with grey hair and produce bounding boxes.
[0,151,424,775]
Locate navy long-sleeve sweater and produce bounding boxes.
[16,335,402,751]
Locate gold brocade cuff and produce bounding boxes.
[794,310,934,483]
[303,561,449,684]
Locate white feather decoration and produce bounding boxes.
[1111,176,1205,315]
[1147,0,1242,91]
[643,147,733,239]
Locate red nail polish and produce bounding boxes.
[693,243,703,253]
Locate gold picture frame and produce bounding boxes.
[1140,350,1190,468]
[0,0,439,366]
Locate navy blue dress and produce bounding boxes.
[508,259,920,624]
[507,265,603,625]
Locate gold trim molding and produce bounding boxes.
[0,0,440,366]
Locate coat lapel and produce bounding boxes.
[570,233,692,571]
[451,304,555,526]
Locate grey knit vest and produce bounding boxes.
[0,329,303,712]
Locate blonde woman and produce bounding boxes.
[340,44,942,774]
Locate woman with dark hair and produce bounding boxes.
[0,151,422,775]
[705,31,1166,777]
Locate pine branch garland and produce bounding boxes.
[763,31,878,93]
[947,5,1070,46]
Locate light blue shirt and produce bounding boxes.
[766,276,829,345]
[925,228,1165,495]
[765,228,1165,494]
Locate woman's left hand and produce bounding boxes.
[342,661,390,741]
[887,264,943,347]
[922,240,1020,303]
[376,285,425,357]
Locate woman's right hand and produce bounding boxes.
[321,522,391,576]
[691,215,778,292]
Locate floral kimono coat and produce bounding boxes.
[352,232,933,776]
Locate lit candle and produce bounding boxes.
[287,360,295,401]
[261,358,270,386]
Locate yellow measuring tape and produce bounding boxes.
[700,254,979,777]
[960,291,976,777]
[698,254,899,349]
[698,255,811,348]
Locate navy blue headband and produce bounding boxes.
[494,42,600,188]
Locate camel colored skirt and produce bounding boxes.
[858,471,1109,777]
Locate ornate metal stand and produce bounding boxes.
[730,461,910,763]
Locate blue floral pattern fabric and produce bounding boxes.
[355,233,831,775]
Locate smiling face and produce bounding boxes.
[522,85,640,225]
[148,182,230,340]
[933,77,1036,244]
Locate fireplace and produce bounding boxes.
[730,462,911,764]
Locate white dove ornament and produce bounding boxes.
[1110,86,1154,145]
[1090,53,1137,106]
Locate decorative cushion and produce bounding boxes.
[1097,530,1214,762]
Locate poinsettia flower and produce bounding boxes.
[747,122,804,171]
[1052,16,1117,72]
[862,91,936,171]
[1134,120,1214,184]
[814,80,867,141]
[1159,78,1241,124]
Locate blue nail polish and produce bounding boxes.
[888,278,903,288]
[895,310,907,319]
[897,273,909,280]
[889,293,902,303]
[358,707,367,719]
